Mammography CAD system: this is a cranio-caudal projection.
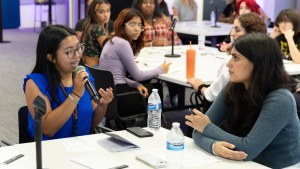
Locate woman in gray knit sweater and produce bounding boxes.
[186,33,300,168]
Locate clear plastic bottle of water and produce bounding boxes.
[166,122,184,169]
[198,33,205,50]
[210,10,216,26]
[147,89,162,131]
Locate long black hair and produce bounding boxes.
[222,33,290,136]
[32,25,77,104]
[132,0,162,19]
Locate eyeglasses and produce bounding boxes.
[142,0,155,5]
[65,43,85,59]
[125,22,145,31]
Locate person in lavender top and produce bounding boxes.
[99,8,170,97]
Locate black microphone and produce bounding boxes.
[171,18,177,30]
[33,95,46,169]
[75,65,100,103]
[165,18,180,58]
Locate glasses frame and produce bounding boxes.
[65,43,85,59]
[125,22,145,31]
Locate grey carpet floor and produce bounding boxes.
[0,28,38,144]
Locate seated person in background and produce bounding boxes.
[172,0,197,21]
[24,25,113,140]
[132,0,181,47]
[218,0,238,24]
[188,13,267,110]
[186,33,300,169]
[99,8,170,98]
[270,9,300,63]
[158,0,170,17]
[75,0,93,39]
[237,0,269,24]
[219,0,264,52]
[81,0,113,67]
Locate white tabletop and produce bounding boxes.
[175,20,233,36]
[137,45,300,87]
[0,128,269,169]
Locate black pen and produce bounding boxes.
[109,164,129,169]
[3,154,24,164]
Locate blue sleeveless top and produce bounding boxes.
[23,72,95,140]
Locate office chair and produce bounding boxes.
[85,66,148,131]
[18,106,34,143]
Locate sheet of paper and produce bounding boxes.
[60,137,99,153]
[142,147,220,167]
[71,155,127,169]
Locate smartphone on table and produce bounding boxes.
[126,127,153,138]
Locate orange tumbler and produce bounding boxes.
[186,49,196,78]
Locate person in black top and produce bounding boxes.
[218,0,238,23]
[158,0,170,17]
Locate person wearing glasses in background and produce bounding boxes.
[24,25,113,140]
[81,0,113,67]
[99,8,170,99]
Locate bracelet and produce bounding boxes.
[68,94,79,104]
[212,143,218,156]
[72,91,81,98]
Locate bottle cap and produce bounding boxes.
[172,122,180,127]
[152,89,158,92]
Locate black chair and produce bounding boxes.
[18,106,34,143]
[86,66,147,131]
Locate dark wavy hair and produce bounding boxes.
[132,0,162,18]
[107,8,145,56]
[222,33,290,136]
[275,9,300,34]
[81,0,110,42]
[32,25,77,104]
[237,12,267,34]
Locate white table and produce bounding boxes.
[137,45,300,87]
[175,20,233,37]
[175,20,233,46]
[0,128,269,169]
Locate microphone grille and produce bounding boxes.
[75,65,85,74]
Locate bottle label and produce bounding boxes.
[148,103,162,110]
[167,142,184,151]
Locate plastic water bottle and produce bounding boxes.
[166,122,184,169]
[147,89,162,131]
[198,33,205,50]
[210,10,216,26]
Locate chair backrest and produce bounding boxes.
[85,66,118,119]
[86,65,147,130]
[18,106,34,143]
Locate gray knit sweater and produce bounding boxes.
[193,89,300,168]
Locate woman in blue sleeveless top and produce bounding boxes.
[23,25,113,140]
